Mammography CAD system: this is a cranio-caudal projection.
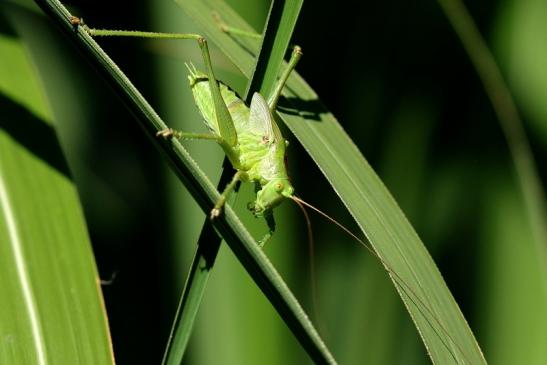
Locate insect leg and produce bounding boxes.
[210,170,244,219]
[195,38,238,148]
[212,12,261,39]
[75,19,237,147]
[258,211,276,247]
[267,46,303,111]
[156,129,220,141]
[157,129,242,172]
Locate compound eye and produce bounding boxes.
[274,182,284,192]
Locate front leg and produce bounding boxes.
[212,12,261,39]
[156,129,220,141]
[258,211,276,247]
[74,19,237,147]
[211,171,244,219]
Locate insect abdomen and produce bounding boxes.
[187,67,249,136]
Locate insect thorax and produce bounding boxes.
[238,133,288,182]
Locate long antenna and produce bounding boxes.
[290,196,323,333]
[291,196,368,251]
[289,195,470,364]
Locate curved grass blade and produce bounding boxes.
[0,4,113,364]
[162,221,221,365]
[438,0,547,296]
[33,0,335,363]
[478,176,547,364]
[177,0,487,363]
[244,0,303,99]
[438,0,547,362]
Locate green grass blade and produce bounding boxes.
[478,176,547,364]
[164,1,307,363]
[245,0,303,100]
[438,0,547,297]
[162,223,221,365]
[177,1,487,363]
[438,1,547,362]
[0,5,113,364]
[33,1,335,363]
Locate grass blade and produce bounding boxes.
[438,1,547,362]
[478,176,547,364]
[177,1,487,363]
[438,0,547,297]
[244,0,303,99]
[162,222,221,365]
[0,4,113,363]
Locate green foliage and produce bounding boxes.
[0,4,113,364]
[1,0,545,364]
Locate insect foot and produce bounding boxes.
[211,11,229,33]
[210,207,222,220]
[258,233,271,247]
[69,16,82,26]
[156,128,175,139]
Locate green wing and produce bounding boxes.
[248,92,283,144]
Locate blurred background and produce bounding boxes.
[3,0,546,363]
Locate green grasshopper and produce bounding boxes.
[77,19,302,245]
[160,55,302,246]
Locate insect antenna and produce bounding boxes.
[290,196,323,334]
[289,196,471,364]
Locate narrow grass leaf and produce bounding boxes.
[162,223,221,365]
[244,0,303,100]
[478,176,547,364]
[0,4,113,364]
[438,0,547,301]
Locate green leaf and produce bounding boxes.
[494,0,547,145]
[0,5,113,364]
[478,175,547,364]
[438,2,547,362]
[245,0,303,100]
[162,225,221,365]
[177,1,486,363]
[438,0,547,284]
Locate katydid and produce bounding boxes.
[159,51,302,230]
[77,19,301,245]
[160,63,300,246]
